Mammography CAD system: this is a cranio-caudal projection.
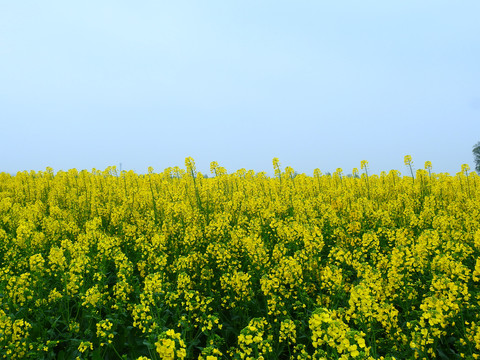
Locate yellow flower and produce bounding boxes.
[404,155,413,166]
[78,341,93,353]
[272,157,281,178]
[29,253,45,272]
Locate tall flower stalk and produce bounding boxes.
[404,155,415,185]
[361,160,370,199]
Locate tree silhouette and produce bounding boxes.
[473,141,480,173]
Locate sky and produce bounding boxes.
[1,1,479,176]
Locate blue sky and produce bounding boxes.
[1,1,479,175]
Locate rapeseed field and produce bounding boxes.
[0,157,479,359]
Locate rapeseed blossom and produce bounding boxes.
[0,159,478,358]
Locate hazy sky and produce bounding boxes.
[1,1,479,175]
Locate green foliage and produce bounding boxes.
[473,141,480,173]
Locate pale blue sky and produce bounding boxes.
[1,1,479,175]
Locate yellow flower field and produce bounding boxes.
[0,158,479,359]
